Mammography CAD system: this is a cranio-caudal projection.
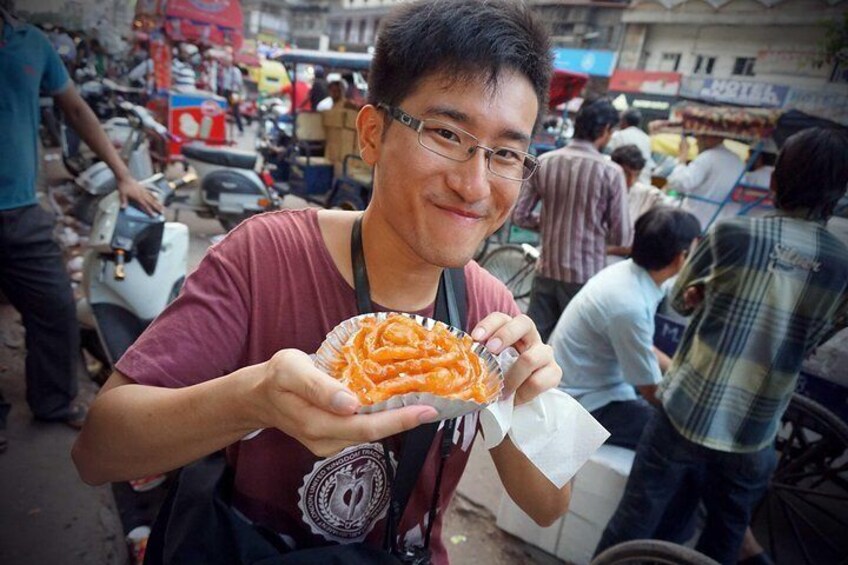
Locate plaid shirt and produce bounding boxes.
[660,213,848,453]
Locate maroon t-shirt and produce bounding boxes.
[117,208,519,564]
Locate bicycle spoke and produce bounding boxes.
[778,491,842,554]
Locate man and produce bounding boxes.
[0,3,160,437]
[73,2,568,563]
[607,108,654,184]
[552,207,699,448]
[666,133,745,231]
[513,97,630,342]
[606,144,670,263]
[220,59,244,134]
[596,127,848,564]
[309,65,329,111]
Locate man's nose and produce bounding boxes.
[451,147,491,203]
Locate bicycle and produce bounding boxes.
[479,243,539,300]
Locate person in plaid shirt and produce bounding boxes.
[596,127,848,564]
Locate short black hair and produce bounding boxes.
[773,127,848,221]
[368,0,552,131]
[632,207,701,271]
[610,144,646,172]
[574,97,619,142]
[621,109,642,128]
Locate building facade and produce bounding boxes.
[615,0,848,122]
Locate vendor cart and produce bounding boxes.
[133,0,244,155]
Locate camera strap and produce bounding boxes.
[351,215,465,555]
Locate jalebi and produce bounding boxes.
[331,314,492,405]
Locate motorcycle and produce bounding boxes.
[180,142,280,232]
[77,172,195,376]
[254,97,294,184]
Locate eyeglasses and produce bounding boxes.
[377,103,539,182]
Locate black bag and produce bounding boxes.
[145,217,467,564]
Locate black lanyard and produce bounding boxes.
[350,215,459,554]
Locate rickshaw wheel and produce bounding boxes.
[751,393,848,564]
[591,540,719,565]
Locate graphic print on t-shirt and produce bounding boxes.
[298,443,396,543]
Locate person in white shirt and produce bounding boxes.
[607,109,655,184]
[606,144,671,264]
[551,206,699,448]
[666,134,746,231]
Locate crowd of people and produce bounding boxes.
[1,0,847,564]
[516,97,847,563]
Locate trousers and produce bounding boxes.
[0,204,79,422]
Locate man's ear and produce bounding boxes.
[356,105,384,167]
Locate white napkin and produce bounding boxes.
[479,348,610,489]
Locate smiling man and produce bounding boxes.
[73,1,566,563]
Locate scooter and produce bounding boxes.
[66,102,164,225]
[77,172,195,374]
[180,143,279,232]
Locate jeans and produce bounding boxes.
[527,275,583,343]
[591,399,655,450]
[0,205,80,421]
[595,409,777,565]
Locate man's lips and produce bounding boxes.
[435,204,485,220]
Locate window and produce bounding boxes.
[359,19,366,43]
[693,55,716,76]
[733,57,756,76]
[345,19,352,42]
[659,52,681,72]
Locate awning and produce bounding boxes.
[136,0,244,49]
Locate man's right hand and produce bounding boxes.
[248,349,438,457]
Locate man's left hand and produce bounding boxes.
[117,176,164,216]
[471,313,561,406]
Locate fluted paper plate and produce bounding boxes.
[314,312,503,421]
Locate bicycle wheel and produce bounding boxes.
[592,539,719,565]
[751,393,848,565]
[479,244,536,300]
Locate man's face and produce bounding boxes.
[364,70,538,268]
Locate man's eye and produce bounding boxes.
[492,148,522,162]
[431,127,461,143]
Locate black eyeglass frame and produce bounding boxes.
[377,103,539,182]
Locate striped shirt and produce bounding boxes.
[660,213,848,453]
[512,140,630,284]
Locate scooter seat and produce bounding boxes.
[182,144,258,170]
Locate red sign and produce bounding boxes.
[609,70,681,96]
[150,39,171,92]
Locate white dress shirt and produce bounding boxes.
[666,144,746,230]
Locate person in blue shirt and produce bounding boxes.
[550,206,700,448]
[0,3,162,439]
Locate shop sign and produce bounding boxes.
[553,48,617,77]
[681,77,789,108]
[609,70,681,96]
[785,89,848,126]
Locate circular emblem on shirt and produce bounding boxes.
[297,443,394,543]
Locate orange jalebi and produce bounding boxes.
[331,314,493,405]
